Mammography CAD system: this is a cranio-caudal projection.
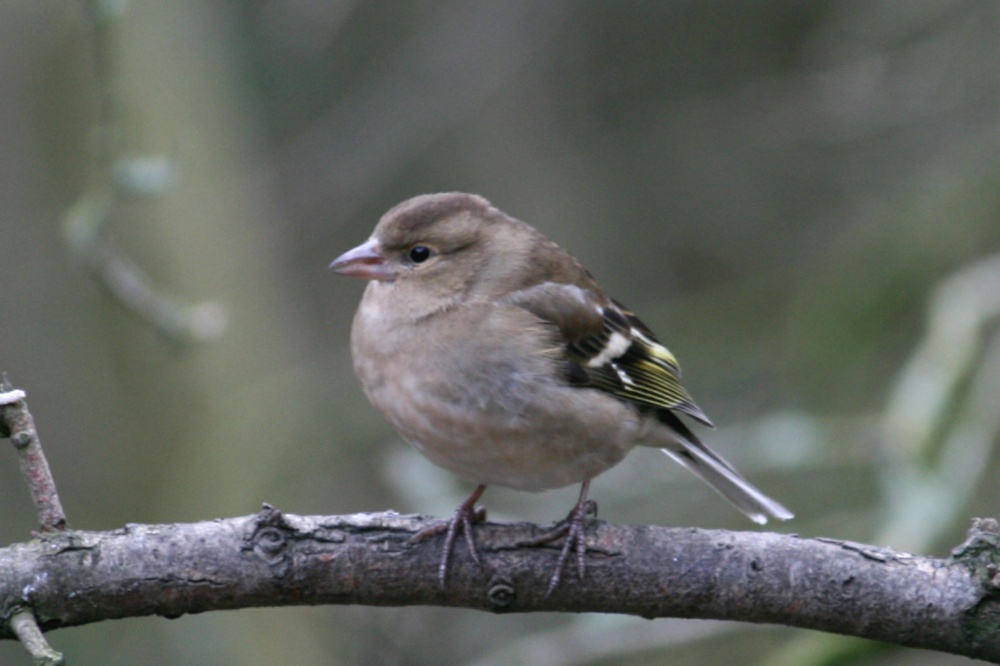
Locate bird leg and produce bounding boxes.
[410,484,487,589]
[518,479,596,598]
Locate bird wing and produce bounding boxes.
[502,282,714,427]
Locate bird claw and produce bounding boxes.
[517,481,596,599]
[410,485,488,590]
[412,481,597,597]
[410,505,487,542]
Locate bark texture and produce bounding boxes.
[0,507,998,662]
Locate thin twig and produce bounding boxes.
[9,610,64,666]
[0,379,67,533]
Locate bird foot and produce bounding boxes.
[518,483,597,598]
[409,484,487,589]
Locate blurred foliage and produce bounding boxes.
[1,1,999,665]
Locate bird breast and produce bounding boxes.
[351,293,643,491]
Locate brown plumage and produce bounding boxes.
[331,192,792,596]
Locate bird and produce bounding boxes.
[330,192,793,596]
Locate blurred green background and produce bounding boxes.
[2,1,999,664]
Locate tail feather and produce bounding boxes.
[661,443,794,524]
[650,412,791,523]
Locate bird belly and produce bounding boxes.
[352,300,641,491]
[372,372,640,491]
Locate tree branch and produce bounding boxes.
[0,506,997,662]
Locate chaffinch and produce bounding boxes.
[331,192,792,595]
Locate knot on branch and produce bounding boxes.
[247,504,295,573]
[253,528,288,563]
[486,576,516,612]
[952,518,1000,593]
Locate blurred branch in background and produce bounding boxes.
[764,254,1000,666]
[62,0,225,343]
[881,253,1000,551]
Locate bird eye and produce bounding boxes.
[408,245,432,263]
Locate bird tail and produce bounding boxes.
[655,413,794,525]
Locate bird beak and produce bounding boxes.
[329,238,397,281]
